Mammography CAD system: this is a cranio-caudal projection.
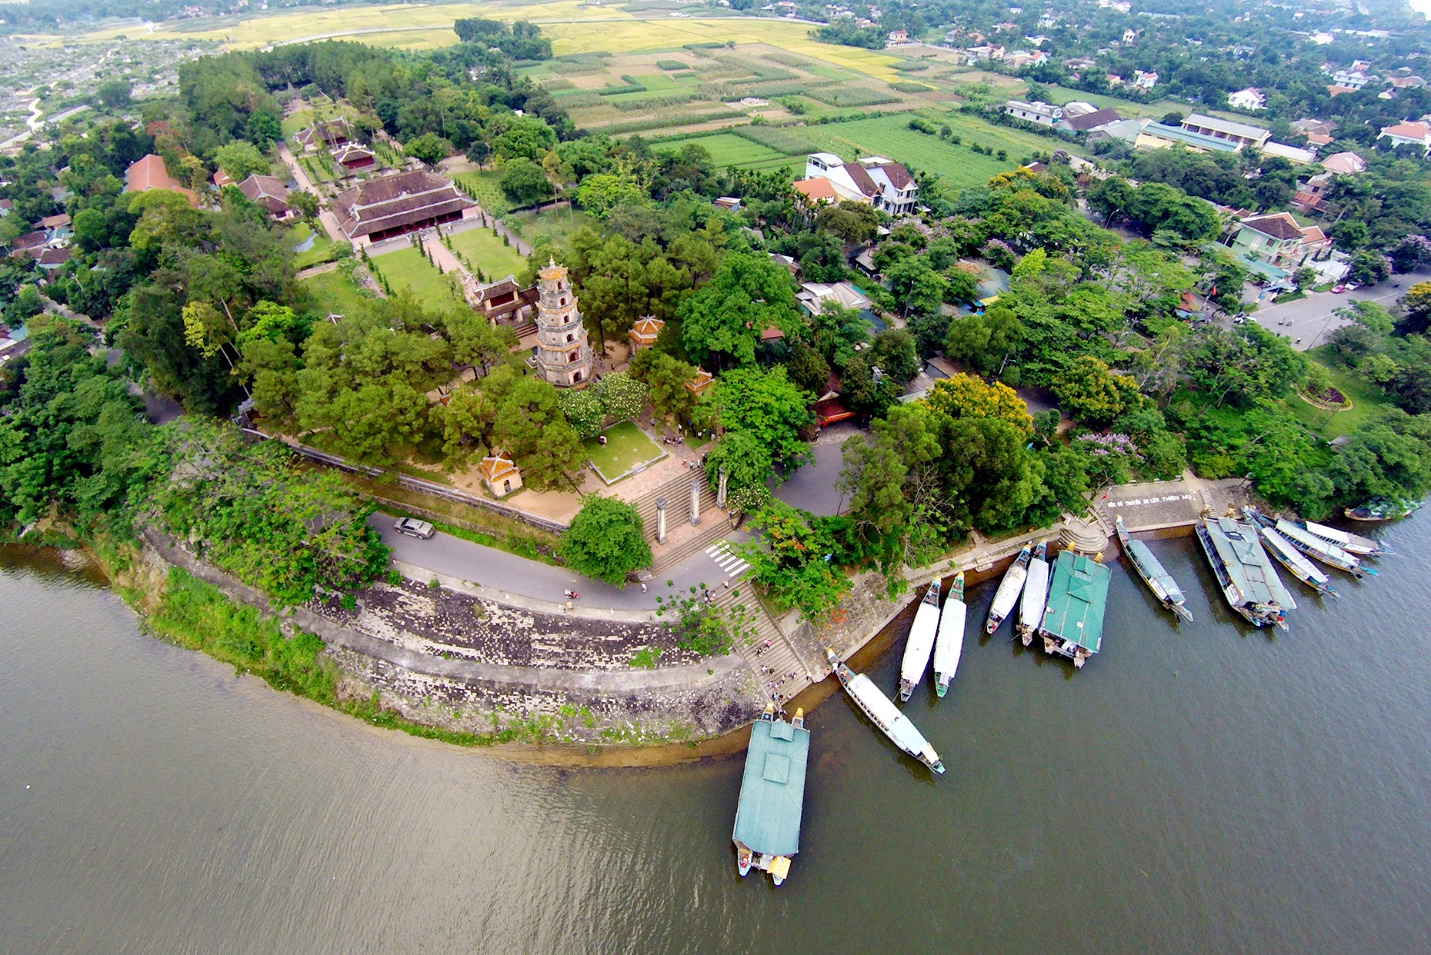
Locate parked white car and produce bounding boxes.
[393,518,436,540]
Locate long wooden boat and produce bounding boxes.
[732,704,810,886]
[1244,507,1377,578]
[1038,549,1110,668]
[985,544,1031,635]
[898,580,941,702]
[1256,524,1339,598]
[932,572,966,699]
[826,649,944,775]
[1303,520,1390,557]
[1345,498,1421,522]
[1195,515,1293,630]
[1015,540,1051,646]
[1114,516,1193,622]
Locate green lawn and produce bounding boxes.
[583,421,667,484]
[289,222,347,270]
[369,247,464,307]
[505,207,595,251]
[1285,350,1392,440]
[448,227,529,280]
[301,268,372,316]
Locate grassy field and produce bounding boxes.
[369,247,463,307]
[289,222,347,269]
[505,206,594,251]
[302,268,373,316]
[583,421,666,483]
[1286,350,1392,440]
[447,227,528,280]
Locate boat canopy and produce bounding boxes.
[1041,550,1110,652]
[732,718,810,858]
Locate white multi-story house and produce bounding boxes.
[1228,88,1267,111]
[800,153,919,215]
[1132,70,1159,90]
[1379,121,1431,156]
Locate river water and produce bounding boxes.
[2,519,1430,955]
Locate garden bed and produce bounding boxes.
[583,421,667,484]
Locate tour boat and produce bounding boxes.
[1015,541,1051,646]
[1196,515,1294,630]
[1256,524,1339,598]
[1114,516,1193,622]
[1246,508,1376,578]
[932,572,966,698]
[826,649,944,775]
[732,704,810,886]
[1345,498,1421,523]
[898,580,941,702]
[1303,520,1390,557]
[1038,550,1110,668]
[985,544,1031,635]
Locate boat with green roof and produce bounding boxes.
[1038,550,1110,669]
[732,704,810,886]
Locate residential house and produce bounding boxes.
[35,247,70,271]
[792,177,840,205]
[796,280,873,316]
[886,29,908,43]
[38,213,70,242]
[1259,142,1317,165]
[1087,117,1148,146]
[1122,29,1137,44]
[1230,213,1330,270]
[237,174,295,220]
[1005,50,1049,70]
[1132,70,1158,90]
[331,169,477,246]
[1331,69,1371,90]
[1106,73,1125,87]
[123,154,198,207]
[1003,100,1062,127]
[1135,122,1241,154]
[1321,151,1367,175]
[1228,88,1267,111]
[0,199,11,217]
[1292,118,1336,137]
[802,153,918,215]
[1326,85,1358,97]
[213,168,234,188]
[1060,107,1122,134]
[1180,113,1271,150]
[1378,121,1431,156]
[7,231,47,260]
[331,143,376,171]
[478,450,522,497]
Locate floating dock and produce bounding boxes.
[1039,550,1110,668]
[732,706,810,886]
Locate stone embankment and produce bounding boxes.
[139,530,767,748]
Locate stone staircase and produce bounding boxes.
[710,583,815,709]
[629,472,730,574]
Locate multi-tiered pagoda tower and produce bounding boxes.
[533,258,594,388]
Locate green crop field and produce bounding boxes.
[369,247,464,307]
[448,228,528,281]
[802,114,1021,190]
[302,268,372,316]
[654,133,786,167]
[583,421,667,484]
[453,170,512,218]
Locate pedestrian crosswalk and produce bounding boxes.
[705,540,749,578]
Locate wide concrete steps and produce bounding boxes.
[710,584,813,708]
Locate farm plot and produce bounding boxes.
[802,114,1021,190]
[654,133,788,168]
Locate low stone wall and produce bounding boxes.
[139,529,766,745]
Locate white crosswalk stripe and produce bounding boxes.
[705,540,749,578]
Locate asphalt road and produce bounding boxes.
[1251,278,1415,352]
[368,512,731,611]
[774,426,858,516]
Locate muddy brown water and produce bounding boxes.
[2,523,1430,954]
